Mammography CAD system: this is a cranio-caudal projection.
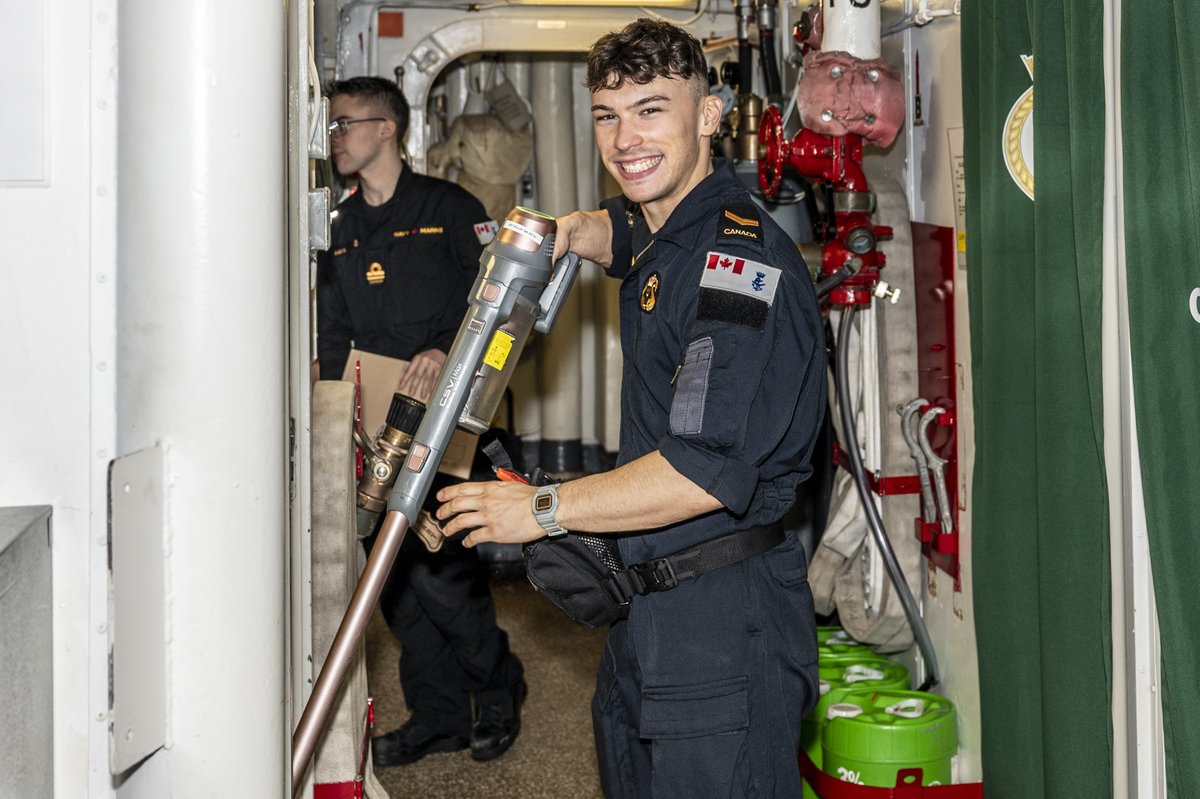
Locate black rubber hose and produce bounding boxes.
[835,304,941,690]
[815,265,855,300]
[759,28,783,97]
[738,39,754,92]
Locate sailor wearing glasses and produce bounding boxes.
[316,75,526,768]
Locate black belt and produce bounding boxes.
[603,522,786,605]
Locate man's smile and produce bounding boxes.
[617,155,663,176]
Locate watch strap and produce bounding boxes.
[531,484,567,538]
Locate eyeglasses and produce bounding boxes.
[328,117,387,137]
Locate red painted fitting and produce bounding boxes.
[757,105,891,306]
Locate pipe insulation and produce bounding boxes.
[821,0,882,60]
[572,59,602,463]
[116,0,287,793]
[531,57,583,473]
[500,55,542,461]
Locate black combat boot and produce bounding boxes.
[469,680,528,762]
[371,717,468,767]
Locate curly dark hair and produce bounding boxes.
[585,18,709,97]
[326,75,410,140]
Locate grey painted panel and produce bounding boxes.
[109,446,167,773]
[0,505,53,796]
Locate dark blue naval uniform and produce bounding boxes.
[317,163,494,379]
[593,160,825,797]
[316,164,523,740]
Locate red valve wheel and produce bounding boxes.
[757,104,786,199]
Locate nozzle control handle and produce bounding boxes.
[534,253,582,334]
[385,393,425,436]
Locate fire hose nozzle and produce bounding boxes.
[355,393,425,518]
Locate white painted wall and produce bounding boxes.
[113,0,288,794]
[0,0,291,794]
[0,0,116,794]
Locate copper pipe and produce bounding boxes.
[291,510,411,794]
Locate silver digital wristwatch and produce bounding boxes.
[531,484,568,539]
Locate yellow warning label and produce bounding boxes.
[957,231,967,253]
[483,330,515,371]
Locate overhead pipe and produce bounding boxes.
[821,0,882,60]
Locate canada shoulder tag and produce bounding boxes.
[716,204,763,247]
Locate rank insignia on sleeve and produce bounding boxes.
[698,251,780,330]
[640,272,660,313]
[474,219,499,244]
[716,204,763,245]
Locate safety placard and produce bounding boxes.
[483,329,515,371]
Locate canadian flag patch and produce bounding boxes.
[698,251,781,331]
[700,251,779,303]
[474,219,499,244]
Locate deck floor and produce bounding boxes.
[366,576,608,798]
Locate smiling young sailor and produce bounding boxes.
[436,19,826,797]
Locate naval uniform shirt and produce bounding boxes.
[317,164,496,380]
[601,160,827,565]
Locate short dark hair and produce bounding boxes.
[585,18,709,97]
[326,75,410,140]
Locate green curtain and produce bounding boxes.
[1121,5,1200,796]
[963,2,1112,797]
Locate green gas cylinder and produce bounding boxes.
[800,654,909,799]
[817,626,872,659]
[821,690,957,789]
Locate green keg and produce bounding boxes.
[817,626,872,659]
[822,690,957,788]
[800,654,909,799]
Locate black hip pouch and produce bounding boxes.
[523,533,628,629]
[524,523,786,629]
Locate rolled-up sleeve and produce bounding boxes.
[656,251,823,517]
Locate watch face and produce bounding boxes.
[534,494,554,512]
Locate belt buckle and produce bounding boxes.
[634,557,677,593]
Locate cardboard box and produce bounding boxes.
[341,348,478,479]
